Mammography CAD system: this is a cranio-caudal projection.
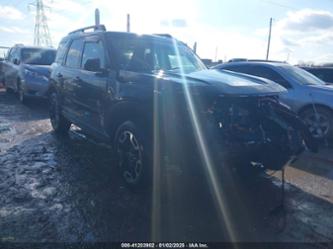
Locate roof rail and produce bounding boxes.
[69,24,106,35]
[248,59,287,63]
[228,58,247,63]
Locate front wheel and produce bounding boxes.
[114,121,151,189]
[301,107,333,140]
[49,92,71,135]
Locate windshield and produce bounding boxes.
[108,35,206,74]
[21,48,56,65]
[282,65,325,85]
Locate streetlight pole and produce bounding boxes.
[266,18,273,60]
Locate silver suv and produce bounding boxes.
[214,61,333,139]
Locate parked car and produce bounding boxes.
[2,44,56,103]
[0,46,9,87]
[49,24,316,187]
[301,66,333,85]
[0,57,4,88]
[214,61,333,140]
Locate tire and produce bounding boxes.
[300,106,333,140]
[114,120,152,189]
[5,87,13,94]
[49,91,71,135]
[4,80,13,94]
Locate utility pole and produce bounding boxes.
[214,46,218,62]
[127,14,130,32]
[30,0,52,47]
[266,17,272,60]
[95,9,100,26]
[193,42,197,54]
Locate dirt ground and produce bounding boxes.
[0,88,333,246]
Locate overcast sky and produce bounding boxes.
[0,0,333,64]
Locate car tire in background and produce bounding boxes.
[300,106,333,140]
[49,91,71,135]
[113,120,152,189]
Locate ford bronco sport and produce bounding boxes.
[49,25,317,187]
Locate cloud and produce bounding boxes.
[47,0,87,14]
[281,38,298,47]
[255,9,333,64]
[160,19,188,28]
[0,26,29,34]
[171,19,187,28]
[280,9,333,32]
[0,5,25,20]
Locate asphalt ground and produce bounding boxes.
[0,88,332,247]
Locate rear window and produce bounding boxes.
[282,65,325,85]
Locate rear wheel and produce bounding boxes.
[114,121,152,189]
[49,91,71,135]
[301,106,333,140]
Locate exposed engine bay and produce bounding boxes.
[204,95,318,170]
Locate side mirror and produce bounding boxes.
[84,58,102,72]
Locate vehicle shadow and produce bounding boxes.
[287,148,333,182]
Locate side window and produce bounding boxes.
[6,48,13,61]
[55,39,70,64]
[8,48,16,63]
[251,66,291,88]
[65,39,83,68]
[12,48,20,64]
[81,41,105,72]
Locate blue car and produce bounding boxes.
[2,44,56,103]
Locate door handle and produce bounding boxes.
[56,73,63,78]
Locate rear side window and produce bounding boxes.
[81,41,105,72]
[65,39,83,68]
[55,39,70,64]
[250,66,291,88]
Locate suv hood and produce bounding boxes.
[169,69,287,96]
[23,64,51,77]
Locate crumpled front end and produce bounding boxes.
[203,95,318,170]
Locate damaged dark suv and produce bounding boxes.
[49,25,317,187]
